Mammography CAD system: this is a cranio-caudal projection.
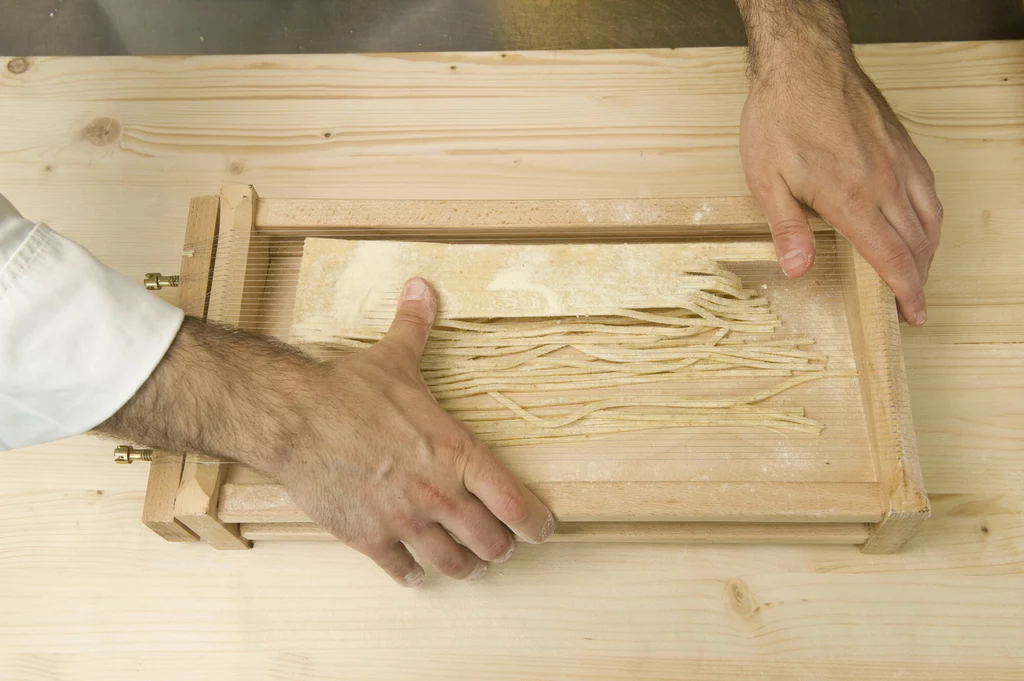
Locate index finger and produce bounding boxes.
[462,443,556,544]
[823,204,928,326]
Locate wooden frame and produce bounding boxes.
[142,184,929,552]
[139,194,220,545]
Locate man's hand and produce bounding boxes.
[276,278,555,585]
[98,278,555,586]
[736,0,942,325]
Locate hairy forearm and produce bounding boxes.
[735,0,855,81]
[94,317,318,475]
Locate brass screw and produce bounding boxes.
[114,445,153,464]
[144,273,180,290]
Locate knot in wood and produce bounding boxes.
[6,57,29,74]
[81,117,122,147]
[726,578,759,619]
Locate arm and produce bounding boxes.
[735,0,942,325]
[96,278,555,586]
[0,192,552,585]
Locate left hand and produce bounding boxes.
[740,55,943,325]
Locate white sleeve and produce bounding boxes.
[0,193,184,450]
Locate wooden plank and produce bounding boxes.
[534,481,885,523]
[218,481,885,524]
[838,239,930,553]
[905,341,1024,495]
[240,520,872,544]
[205,184,269,331]
[225,449,878,486]
[4,652,1020,681]
[178,195,220,319]
[900,206,1024,345]
[0,43,1021,680]
[3,471,1019,573]
[140,451,196,543]
[172,456,251,550]
[138,196,220,543]
[255,196,832,238]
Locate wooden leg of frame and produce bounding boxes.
[140,196,219,542]
[861,479,931,553]
[173,454,251,550]
[179,194,220,318]
[142,450,198,542]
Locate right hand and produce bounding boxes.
[740,53,942,325]
[277,277,556,587]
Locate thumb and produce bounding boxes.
[756,182,817,278]
[382,277,437,364]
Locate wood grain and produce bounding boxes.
[905,342,1024,495]
[218,481,885,524]
[256,195,832,238]
[239,521,872,544]
[0,42,1021,680]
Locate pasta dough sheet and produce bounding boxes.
[290,238,777,340]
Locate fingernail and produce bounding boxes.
[913,309,927,326]
[780,249,806,276]
[517,511,557,545]
[539,511,556,543]
[403,278,428,301]
[467,563,488,581]
[496,542,515,564]
[402,567,424,588]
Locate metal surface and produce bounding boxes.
[0,0,1021,56]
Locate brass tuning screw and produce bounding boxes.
[114,445,153,464]
[144,273,179,290]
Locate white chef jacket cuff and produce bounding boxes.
[0,220,184,450]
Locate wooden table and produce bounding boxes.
[1,42,1021,680]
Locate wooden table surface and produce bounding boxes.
[1,42,1021,680]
